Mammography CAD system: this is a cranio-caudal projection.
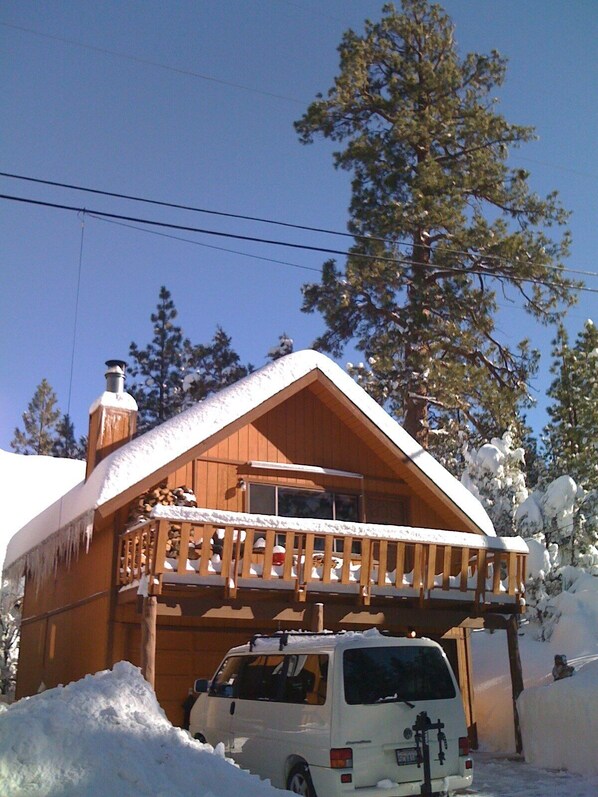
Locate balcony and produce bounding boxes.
[117,506,527,612]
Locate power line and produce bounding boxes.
[3,192,598,295]
[2,171,597,280]
[87,213,321,273]
[0,21,302,105]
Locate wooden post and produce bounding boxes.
[310,602,324,632]
[506,615,525,754]
[141,595,157,688]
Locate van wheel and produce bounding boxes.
[193,732,207,744]
[287,763,317,797]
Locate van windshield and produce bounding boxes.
[343,646,456,705]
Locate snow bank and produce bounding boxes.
[518,660,598,776]
[0,661,288,797]
[472,571,598,776]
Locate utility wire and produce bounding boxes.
[87,213,322,273]
[0,21,302,105]
[3,192,598,295]
[1,171,596,280]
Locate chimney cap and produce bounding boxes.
[105,359,127,371]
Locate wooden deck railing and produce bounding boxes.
[117,509,527,609]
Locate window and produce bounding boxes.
[249,484,361,553]
[343,646,456,705]
[249,484,359,522]
[211,653,329,704]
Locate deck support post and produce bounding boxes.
[310,602,324,632]
[506,615,524,754]
[141,595,157,688]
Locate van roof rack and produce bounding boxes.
[249,630,344,652]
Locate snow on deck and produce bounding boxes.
[151,505,525,552]
[4,351,495,576]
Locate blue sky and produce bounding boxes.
[1,0,597,452]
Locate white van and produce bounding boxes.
[189,629,473,797]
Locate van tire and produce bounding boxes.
[193,732,207,744]
[286,763,317,797]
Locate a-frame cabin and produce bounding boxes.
[5,353,527,748]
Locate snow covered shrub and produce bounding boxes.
[461,429,529,537]
[0,579,21,699]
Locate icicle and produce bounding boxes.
[4,510,95,592]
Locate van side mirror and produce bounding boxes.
[194,678,209,693]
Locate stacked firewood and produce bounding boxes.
[127,484,199,560]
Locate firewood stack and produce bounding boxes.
[127,484,198,560]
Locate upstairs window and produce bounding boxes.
[249,484,359,522]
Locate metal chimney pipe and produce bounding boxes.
[104,360,127,394]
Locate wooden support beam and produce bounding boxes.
[140,595,157,688]
[506,615,525,755]
[310,602,324,632]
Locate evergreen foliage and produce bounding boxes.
[52,414,86,460]
[128,288,252,430]
[183,326,253,404]
[267,333,294,361]
[543,320,598,550]
[128,286,190,433]
[295,0,577,449]
[10,379,61,455]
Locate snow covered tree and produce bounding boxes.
[128,286,190,433]
[461,429,529,537]
[267,333,294,361]
[0,579,21,697]
[52,414,86,460]
[543,321,598,549]
[295,0,577,449]
[10,379,61,455]
[183,327,252,404]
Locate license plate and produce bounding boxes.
[396,747,418,766]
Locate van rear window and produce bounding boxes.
[343,646,456,704]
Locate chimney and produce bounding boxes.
[86,360,138,479]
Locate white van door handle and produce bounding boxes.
[230,701,236,716]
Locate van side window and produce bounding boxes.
[283,654,328,705]
[209,656,245,698]
[237,655,286,701]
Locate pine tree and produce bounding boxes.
[11,379,61,455]
[183,327,252,403]
[267,333,294,361]
[295,0,577,449]
[543,321,598,550]
[128,286,189,433]
[52,414,86,460]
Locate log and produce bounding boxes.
[141,595,157,688]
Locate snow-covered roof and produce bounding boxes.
[4,350,496,576]
[0,450,86,572]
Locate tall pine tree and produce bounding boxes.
[543,321,598,549]
[128,286,189,433]
[183,327,252,403]
[52,414,87,460]
[295,0,577,449]
[11,379,61,455]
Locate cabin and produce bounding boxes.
[4,353,528,749]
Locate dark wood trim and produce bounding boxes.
[20,589,111,626]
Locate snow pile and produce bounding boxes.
[472,569,598,775]
[518,660,598,775]
[0,661,288,797]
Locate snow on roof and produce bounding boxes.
[0,450,86,572]
[4,350,495,575]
